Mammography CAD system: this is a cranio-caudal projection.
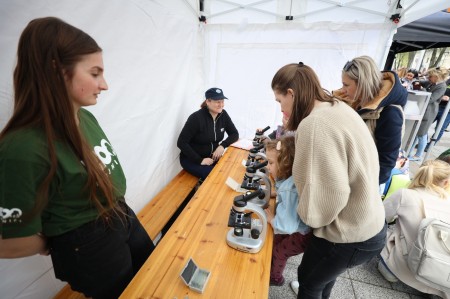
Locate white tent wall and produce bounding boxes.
[202,0,399,138]
[1,0,449,298]
[200,0,450,141]
[203,22,395,138]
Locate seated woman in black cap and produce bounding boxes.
[177,87,239,180]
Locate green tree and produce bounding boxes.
[429,47,448,67]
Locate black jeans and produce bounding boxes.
[297,223,387,299]
[49,202,154,299]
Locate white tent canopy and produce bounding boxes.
[0,0,448,298]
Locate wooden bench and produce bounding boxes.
[138,169,199,240]
[53,169,199,299]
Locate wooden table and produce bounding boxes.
[120,147,274,298]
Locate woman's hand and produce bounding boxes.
[201,158,214,166]
[212,145,225,161]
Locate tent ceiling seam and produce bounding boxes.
[209,0,284,19]
[208,0,390,21]
[400,0,420,17]
[183,0,200,18]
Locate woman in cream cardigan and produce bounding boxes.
[379,159,450,299]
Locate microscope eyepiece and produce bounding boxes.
[255,126,270,136]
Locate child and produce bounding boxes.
[264,136,312,286]
[382,149,410,199]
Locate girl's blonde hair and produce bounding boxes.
[264,136,295,180]
[409,159,450,199]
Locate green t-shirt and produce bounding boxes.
[0,109,126,238]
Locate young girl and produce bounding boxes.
[264,136,311,286]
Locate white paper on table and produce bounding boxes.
[226,177,247,193]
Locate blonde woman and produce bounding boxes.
[409,67,449,161]
[337,56,408,189]
[379,160,450,299]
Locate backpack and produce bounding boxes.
[407,197,450,293]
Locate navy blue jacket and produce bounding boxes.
[358,71,408,184]
[177,107,239,164]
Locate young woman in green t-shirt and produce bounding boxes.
[0,17,154,298]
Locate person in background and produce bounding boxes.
[335,56,408,192]
[177,87,239,180]
[426,77,450,149]
[272,62,386,298]
[267,115,291,140]
[400,68,419,90]
[263,136,311,286]
[0,17,154,298]
[382,149,410,200]
[256,115,294,146]
[409,67,449,161]
[396,67,408,80]
[379,160,450,299]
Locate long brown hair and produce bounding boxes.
[0,17,115,218]
[271,63,336,131]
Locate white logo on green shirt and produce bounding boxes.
[1,207,23,223]
[94,139,119,174]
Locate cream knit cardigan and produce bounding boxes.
[293,101,385,243]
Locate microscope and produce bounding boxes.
[245,143,267,167]
[240,162,271,209]
[252,126,271,147]
[226,189,268,254]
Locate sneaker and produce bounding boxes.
[270,277,285,286]
[377,260,398,282]
[290,280,299,295]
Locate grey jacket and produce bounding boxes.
[417,81,447,136]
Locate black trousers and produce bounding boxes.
[49,202,155,299]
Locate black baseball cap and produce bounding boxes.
[205,87,228,100]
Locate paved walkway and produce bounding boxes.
[269,126,450,299]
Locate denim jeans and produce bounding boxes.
[49,202,155,299]
[297,223,387,299]
[410,134,428,158]
[434,105,450,143]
